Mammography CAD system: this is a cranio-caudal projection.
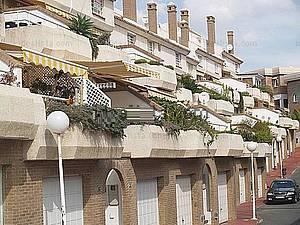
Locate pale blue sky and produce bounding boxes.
[115,0,300,72]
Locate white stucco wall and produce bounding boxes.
[248,108,280,125]
[106,91,152,109]
[220,78,247,92]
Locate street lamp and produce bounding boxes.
[47,111,70,225]
[276,135,283,178]
[247,141,258,220]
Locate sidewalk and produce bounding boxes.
[229,148,300,225]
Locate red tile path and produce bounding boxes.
[228,148,300,225]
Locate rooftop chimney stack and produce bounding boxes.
[123,0,137,22]
[180,9,190,47]
[180,9,189,24]
[167,2,178,42]
[227,31,234,54]
[147,2,158,33]
[207,16,216,54]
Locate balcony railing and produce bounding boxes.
[279,117,294,128]
[207,99,234,116]
[247,87,261,99]
[243,96,255,109]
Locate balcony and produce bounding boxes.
[0,85,44,140]
[198,81,223,94]
[255,143,272,158]
[261,92,271,103]
[4,24,92,60]
[247,88,261,100]
[279,117,294,128]
[176,88,193,103]
[215,133,244,156]
[25,125,124,160]
[97,45,130,62]
[131,64,177,91]
[243,96,255,109]
[219,78,247,92]
[207,99,234,116]
[231,114,257,126]
[122,125,217,158]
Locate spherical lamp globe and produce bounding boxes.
[247,142,258,152]
[276,135,282,143]
[47,111,70,134]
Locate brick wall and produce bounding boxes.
[287,80,300,113]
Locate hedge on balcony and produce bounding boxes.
[150,96,217,144]
[177,74,231,102]
[46,101,128,138]
[230,120,273,143]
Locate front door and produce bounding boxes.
[257,169,263,198]
[176,176,193,225]
[217,173,228,224]
[239,170,246,204]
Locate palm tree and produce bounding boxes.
[69,14,99,60]
[291,109,300,121]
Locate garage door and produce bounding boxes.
[217,173,228,224]
[137,179,159,225]
[239,170,246,204]
[43,176,83,225]
[176,176,193,225]
[257,169,263,198]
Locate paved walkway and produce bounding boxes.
[229,148,300,225]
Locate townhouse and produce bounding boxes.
[0,1,299,225]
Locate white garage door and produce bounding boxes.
[176,176,193,225]
[137,179,159,225]
[239,170,246,204]
[43,176,83,225]
[257,169,263,198]
[217,173,228,224]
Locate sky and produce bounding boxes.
[115,0,300,72]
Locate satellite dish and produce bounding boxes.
[227,44,233,51]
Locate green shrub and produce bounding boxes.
[149,60,161,65]
[46,101,128,138]
[134,59,148,64]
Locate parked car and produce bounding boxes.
[267,179,300,204]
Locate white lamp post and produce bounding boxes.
[247,141,258,220]
[276,135,283,178]
[47,111,70,225]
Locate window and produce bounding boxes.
[91,0,104,16]
[272,78,278,87]
[215,63,220,74]
[127,33,136,45]
[148,41,155,54]
[283,99,288,108]
[293,93,298,103]
[175,52,182,68]
[158,44,161,52]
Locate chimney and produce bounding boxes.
[147,2,157,33]
[167,2,177,41]
[180,21,189,47]
[227,31,234,54]
[180,9,189,24]
[207,16,216,54]
[123,0,137,22]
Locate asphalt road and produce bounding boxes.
[257,167,300,225]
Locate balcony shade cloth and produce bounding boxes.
[74,61,160,79]
[23,48,88,78]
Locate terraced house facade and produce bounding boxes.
[0,0,299,225]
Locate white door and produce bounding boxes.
[176,176,193,225]
[43,176,84,225]
[202,185,211,224]
[137,179,159,225]
[239,170,246,204]
[217,173,228,224]
[257,169,263,198]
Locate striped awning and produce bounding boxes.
[22,48,88,78]
[74,60,160,79]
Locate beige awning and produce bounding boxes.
[74,60,160,79]
[23,48,88,78]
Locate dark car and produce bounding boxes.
[267,179,300,204]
